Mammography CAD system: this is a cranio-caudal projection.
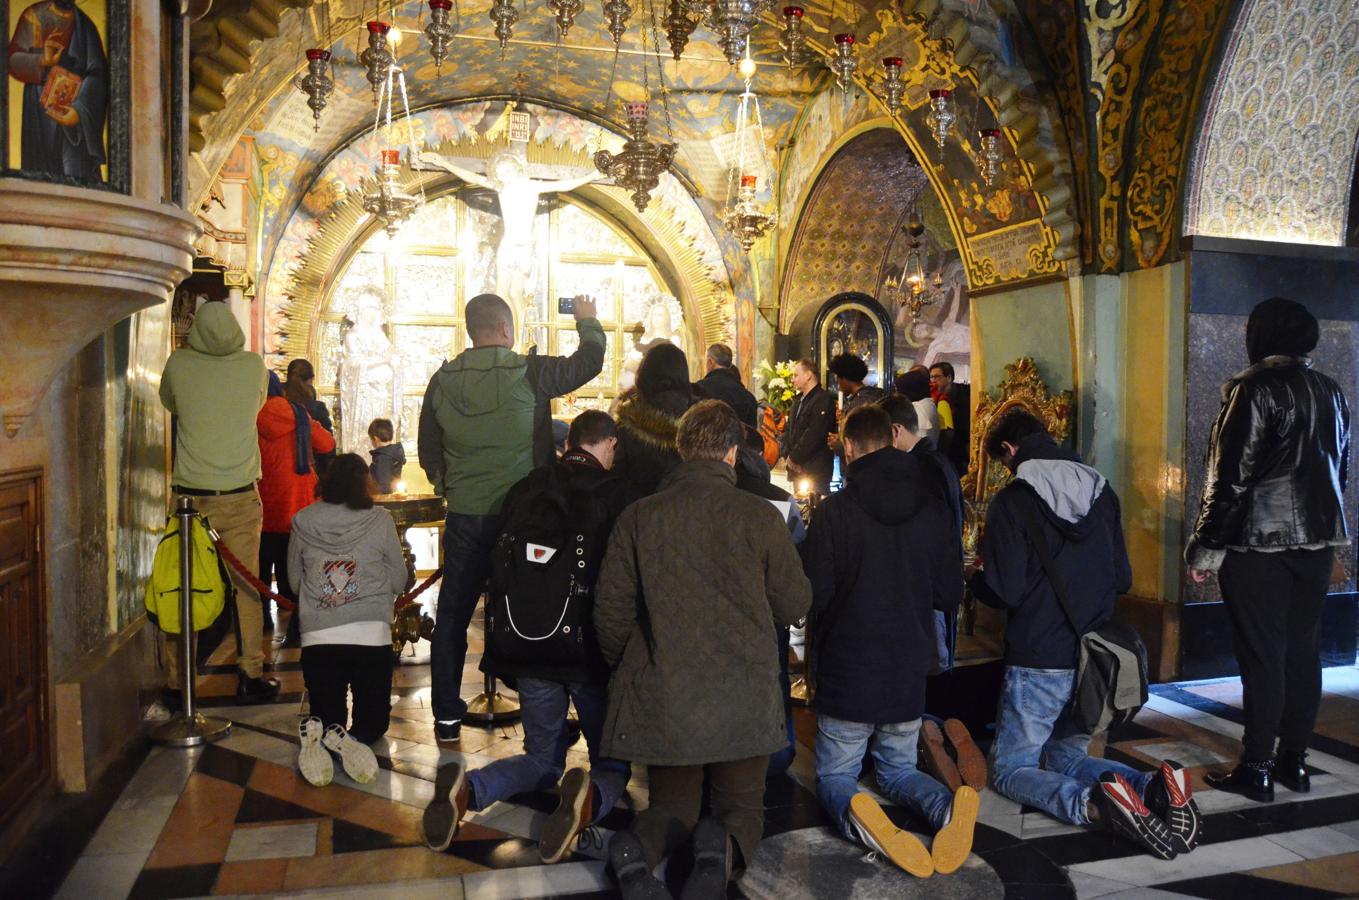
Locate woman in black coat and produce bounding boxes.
[612,342,703,498]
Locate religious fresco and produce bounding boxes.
[1188,0,1359,246]
[4,0,112,184]
[260,101,736,376]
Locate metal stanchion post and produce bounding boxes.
[151,496,232,747]
[463,595,520,724]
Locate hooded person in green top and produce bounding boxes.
[159,300,279,703]
[418,293,605,741]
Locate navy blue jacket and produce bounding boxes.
[969,435,1131,669]
[801,447,962,724]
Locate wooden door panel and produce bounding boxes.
[0,473,45,830]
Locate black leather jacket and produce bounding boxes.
[1187,356,1350,569]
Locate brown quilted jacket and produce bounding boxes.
[594,459,812,765]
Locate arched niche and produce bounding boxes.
[810,292,896,390]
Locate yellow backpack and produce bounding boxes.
[144,513,231,634]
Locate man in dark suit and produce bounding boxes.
[781,358,837,494]
[696,342,759,428]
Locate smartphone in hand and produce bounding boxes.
[557,296,575,315]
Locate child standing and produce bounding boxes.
[288,454,407,786]
[368,418,406,494]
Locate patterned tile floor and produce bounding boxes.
[42,610,1359,900]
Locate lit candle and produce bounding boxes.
[797,478,812,498]
[394,480,407,497]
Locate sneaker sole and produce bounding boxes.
[932,786,978,875]
[1159,762,1201,854]
[921,721,963,793]
[1100,777,1177,861]
[424,764,465,852]
[849,793,934,878]
[298,742,333,787]
[540,768,590,864]
[324,736,379,785]
[944,719,987,792]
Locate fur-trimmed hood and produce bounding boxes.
[616,391,684,450]
[613,389,702,497]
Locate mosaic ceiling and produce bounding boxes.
[1187,0,1359,246]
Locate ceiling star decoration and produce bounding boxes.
[424,0,458,71]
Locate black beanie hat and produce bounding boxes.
[1246,297,1319,364]
[828,353,869,383]
[637,341,691,399]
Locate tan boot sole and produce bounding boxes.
[849,793,934,878]
[944,719,988,791]
[932,786,979,875]
[921,720,963,792]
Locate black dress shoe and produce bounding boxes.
[1205,760,1273,802]
[1275,751,1311,793]
[236,672,281,704]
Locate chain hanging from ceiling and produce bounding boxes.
[593,0,676,212]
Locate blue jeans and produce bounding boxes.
[816,715,954,836]
[431,513,502,722]
[468,678,630,820]
[990,666,1154,825]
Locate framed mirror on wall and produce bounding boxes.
[810,291,895,389]
[1,0,130,192]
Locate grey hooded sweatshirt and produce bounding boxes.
[287,502,407,642]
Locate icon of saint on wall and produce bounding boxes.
[6,0,108,181]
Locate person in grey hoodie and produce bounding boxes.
[288,454,408,745]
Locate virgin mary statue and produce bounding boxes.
[339,289,402,453]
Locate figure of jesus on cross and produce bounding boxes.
[417,148,603,311]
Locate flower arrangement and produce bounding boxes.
[754,359,798,415]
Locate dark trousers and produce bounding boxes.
[633,755,769,873]
[431,513,502,722]
[301,643,394,744]
[1218,547,1333,763]
[258,531,297,603]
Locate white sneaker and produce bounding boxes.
[298,717,333,787]
[322,723,379,784]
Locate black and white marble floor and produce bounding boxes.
[23,615,1359,900]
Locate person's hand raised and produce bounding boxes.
[572,295,597,321]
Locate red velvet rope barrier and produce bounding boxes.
[208,525,441,613]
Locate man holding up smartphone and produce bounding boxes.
[418,293,605,745]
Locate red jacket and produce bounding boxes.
[257,397,336,533]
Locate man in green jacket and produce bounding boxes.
[418,293,605,743]
[159,300,278,702]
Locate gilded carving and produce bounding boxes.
[963,357,1073,504]
[1125,0,1232,269]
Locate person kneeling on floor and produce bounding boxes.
[288,453,408,787]
[800,404,979,878]
[968,409,1202,859]
[595,400,812,900]
[423,411,633,864]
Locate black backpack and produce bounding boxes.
[486,464,613,679]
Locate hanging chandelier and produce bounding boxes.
[549,0,584,37]
[360,21,394,97]
[881,56,904,117]
[294,49,333,131]
[603,0,632,45]
[362,63,423,236]
[720,77,777,251]
[696,0,773,67]
[425,0,458,70]
[830,33,857,93]
[978,127,1003,186]
[594,101,675,212]
[664,0,697,59]
[779,6,809,67]
[488,0,517,49]
[926,88,955,155]
[884,212,942,322]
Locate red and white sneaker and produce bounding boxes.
[1094,772,1178,860]
[1146,760,1202,854]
